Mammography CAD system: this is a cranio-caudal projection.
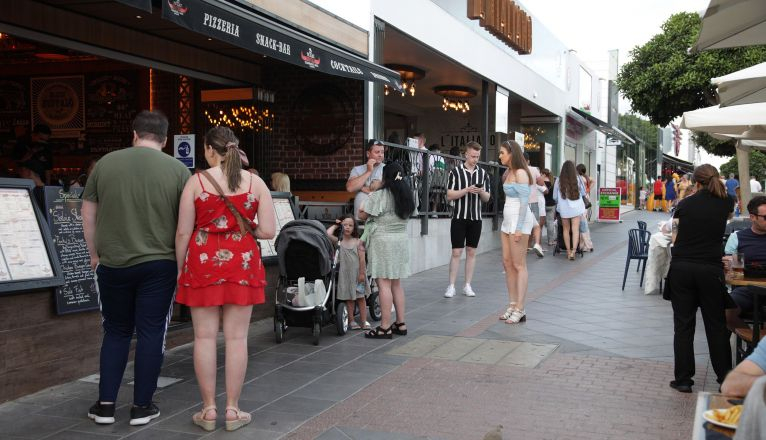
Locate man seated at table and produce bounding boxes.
[723,196,766,329]
[722,337,766,397]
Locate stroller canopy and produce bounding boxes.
[275,219,334,278]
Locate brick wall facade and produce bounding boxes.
[264,64,365,187]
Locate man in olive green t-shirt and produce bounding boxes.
[82,110,190,426]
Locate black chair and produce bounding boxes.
[636,221,649,272]
[735,286,766,363]
[622,228,651,290]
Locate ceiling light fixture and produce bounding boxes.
[434,85,477,113]
[384,64,425,97]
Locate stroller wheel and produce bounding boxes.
[335,302,348,336]
[275,319,285,344]
[312,322,321,346]
[368,293,382,322]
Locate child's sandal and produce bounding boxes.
[192,405,217,432]
[364,325,392,339]
[391,322,407,335]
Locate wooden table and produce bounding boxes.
[692,392,738,439]
[726,276,766,287]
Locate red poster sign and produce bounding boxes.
[597,187,621,222]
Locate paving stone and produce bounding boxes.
[386,335,451,357]
[499,342,559,368]
[459,340,522,364]
[424,336,485,361]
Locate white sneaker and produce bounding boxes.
[463,284,476,297]
[444,285,455,298]
[533,244,545,258]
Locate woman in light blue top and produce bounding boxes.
[553,160,586,260]
[498,141,533,324]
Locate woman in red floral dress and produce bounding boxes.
[175,126,275,432]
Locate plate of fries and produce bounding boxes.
[703,405,742,430]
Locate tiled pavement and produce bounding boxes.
[1,209,724,439]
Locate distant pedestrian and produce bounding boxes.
[524,152,546,258]
[667,164,734,393]
[444,141,490,298]
[541,168,557,246]
[750,175,762,193]
[553,161,586,260]
[639,186,647,210]
[653,176,664,211]
[576,164,594,252]
[665,173,677,209]
[359,163,416,339]
[82,110,191,426]
[498,141,533,324]
[726,173,739,198]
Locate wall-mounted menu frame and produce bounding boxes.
[0,178,64,294]
[258,192,298,263]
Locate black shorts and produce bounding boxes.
[451,219,482,249]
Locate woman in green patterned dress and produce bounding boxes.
[358,162,416,339]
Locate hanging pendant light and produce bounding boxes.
[434,85,477,113]
[384,64,425,97]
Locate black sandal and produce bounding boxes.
[391,322,407,336]
[364,325,392,339]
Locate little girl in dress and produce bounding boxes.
[326,215,370,330]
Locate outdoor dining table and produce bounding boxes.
[643,230,672,295]
[692,392,738,439]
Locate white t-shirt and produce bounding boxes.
[751,178,762,193]
[528,166,541,203]
[349,163,384,219]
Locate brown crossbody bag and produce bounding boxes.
[199,170,258,240]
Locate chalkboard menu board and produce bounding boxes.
[0,178,64,294]
[44,186,98,314]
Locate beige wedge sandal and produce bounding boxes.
[192,405,217,432]
[225,406,252,431]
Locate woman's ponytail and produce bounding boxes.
[693,164,727,199]
[205,126,244,192]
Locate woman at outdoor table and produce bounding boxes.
[667,164,735,394]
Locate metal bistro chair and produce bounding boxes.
[735,286,766,363]
[622,228,651,290]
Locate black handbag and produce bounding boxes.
[582,195,592,209]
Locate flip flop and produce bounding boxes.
[362,321,371,330]
[349,321,361,330]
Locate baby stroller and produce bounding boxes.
[552,212,584,258]
[273,220,344,345]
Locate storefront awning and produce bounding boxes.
[160,0,403,91]
[116,0,153,13]
[569,107,635,144]
[662,153,695,173]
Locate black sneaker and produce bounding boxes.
[669,380,693,393]
[129,403,160,426]
[88,401,115,424]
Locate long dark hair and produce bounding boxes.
[693,164,727,199]
[381,162,415,219]
[500,141,532,182]
[558,160,580,201]
[205,126,242,192]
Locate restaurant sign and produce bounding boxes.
[597,187,621,222]
[162,0,401,90]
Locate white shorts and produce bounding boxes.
[501,198,534,235]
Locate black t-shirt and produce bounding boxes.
[671,189,734,264]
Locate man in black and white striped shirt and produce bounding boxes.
[444,141,490,298]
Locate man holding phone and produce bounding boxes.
[444,141,491,298]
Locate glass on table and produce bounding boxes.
[731,252,745,279]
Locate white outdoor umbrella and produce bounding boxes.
[680,102,766,210]
[712,62,766,107]
[680,102,766,135]
[693,0,766,51]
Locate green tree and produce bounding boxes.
[720,150,766,180]
[616,12,766,157]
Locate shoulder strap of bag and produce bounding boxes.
[199,170,256,239]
